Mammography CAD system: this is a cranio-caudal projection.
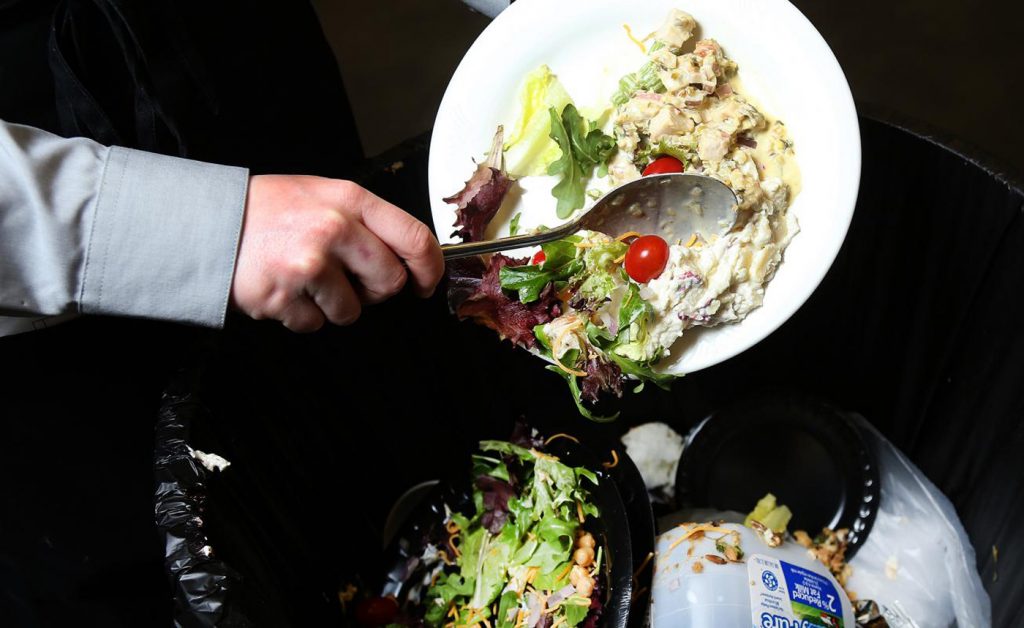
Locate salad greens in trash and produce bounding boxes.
[417,437,606,628]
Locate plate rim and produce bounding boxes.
[428,0,861,375]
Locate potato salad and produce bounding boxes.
[607,9,801,356]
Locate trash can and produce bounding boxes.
[155,114,1023,627]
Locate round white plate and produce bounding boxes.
[428,0,860,375]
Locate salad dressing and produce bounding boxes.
[729,75,803,197]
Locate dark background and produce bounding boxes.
[4,2,1019,627]
[312,0,1024,179]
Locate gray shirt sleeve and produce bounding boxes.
[0,119,249,328]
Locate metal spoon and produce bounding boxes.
[441,173,739,260]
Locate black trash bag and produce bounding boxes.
[154,370,251,628]
[145,115,1024,627]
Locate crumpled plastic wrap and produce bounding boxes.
[154,371,251,628]
[845,414,991,627]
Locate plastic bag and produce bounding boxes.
[154,372,251,628]
[845,415,991,627]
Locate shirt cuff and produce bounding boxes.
[80,147,249,327]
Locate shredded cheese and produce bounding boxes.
[667,524,735,552]
[438,549,453,566]
[514,610,525,628]
[622,24,647,54]
[527,566,539,584]
[602,450,620,469]
[615,230,642,242]
[449,533,462,558]
[544,433,580,446]
[574,241,595,249]
[529,448,559,461]
[552,319,589,377]
[554,319,583,348]
[685,233,698,247]
[556,563,574,583]
[613,253,626,264]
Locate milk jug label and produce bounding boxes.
[748,554,844,627]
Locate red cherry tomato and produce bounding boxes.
[354,596,398,626]
[642,156,684,176]
[531,250,546,265]
[624,235,670,283]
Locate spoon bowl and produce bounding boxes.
[441,174,739,259]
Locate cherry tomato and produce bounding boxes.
[624,235,670,283]
[642,155,684,176]
[354,596,398,626]
[531,250,546,265]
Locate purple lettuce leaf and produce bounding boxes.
[444,126,513,243]
[451,254,561,349]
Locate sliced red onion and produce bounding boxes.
[596,308,617,336]
[526,591,543,628]
[547,584,577,608]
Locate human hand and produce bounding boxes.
[230,175,444,331]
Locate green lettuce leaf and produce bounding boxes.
[548,107,585,219]
[545,363,620,423]
[563,596,592,627]
[497,238,583,303]
[505,65,574,177]
[509,211,522,236]
[618,281,652,332]
[469,526,517,608]
[606,351,674,391]
[495,591,520,628]
[577,240,628,302]
[479,440,536,462]
[531,560,573,592]
[548,104,617,219]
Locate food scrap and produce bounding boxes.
[445,126,513,243]
[380,434,606,627]
[444,8,801,417]
[794,526,854,589]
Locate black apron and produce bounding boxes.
[0,2,362,625]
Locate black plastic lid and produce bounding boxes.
[674,393,879,557]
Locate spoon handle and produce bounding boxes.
[441,221,578,260]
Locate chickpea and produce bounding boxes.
[570,565,595,597]
[576,531,595,549]
[573,546,595,567]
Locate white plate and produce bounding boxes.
[428,0,860,375]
